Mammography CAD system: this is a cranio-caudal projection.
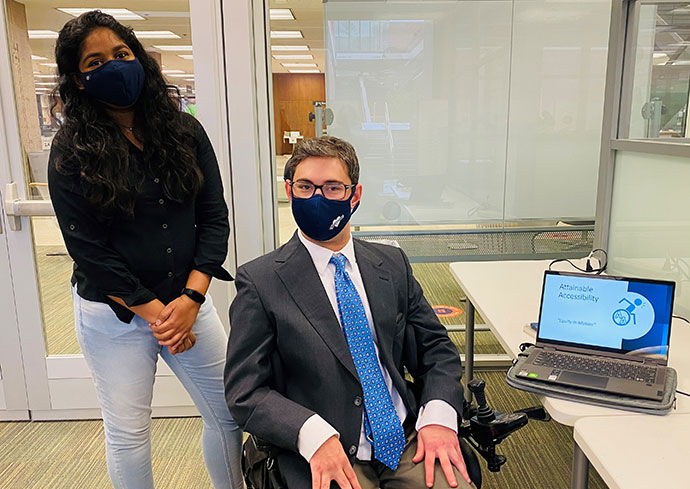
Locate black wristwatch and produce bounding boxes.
[181,287,206,304]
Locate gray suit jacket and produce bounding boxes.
[224,234,464,487]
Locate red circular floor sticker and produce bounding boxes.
[432,305,463,318]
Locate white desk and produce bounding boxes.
[574,414,690,489]
[449,260,690,488]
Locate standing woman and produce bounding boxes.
[47,11,242,489]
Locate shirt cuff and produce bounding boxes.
[110,284,157,308]
[297,414,340,462]
[194,262,234,281]
[415,399,458,433]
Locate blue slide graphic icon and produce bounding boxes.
[612,298,643,326]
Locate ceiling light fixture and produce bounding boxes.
[273,54,314,60]
[41,63,58,68]
[34,74,58,78]
[178,54,194,60]
[270,31,303,39]
[134,31,180,39]
[281,63,318,67]
[154,45,193,51]
[57,8,145,20]
[162,69,185,74]
[167,73,194,78]
[271,45,309,51]
[270,9,295,20]
[31,55,48,60]
[28,30,59,39]
[288,69,320,73]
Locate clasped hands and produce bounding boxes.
[309,425,472,489]
[149,294,201,354]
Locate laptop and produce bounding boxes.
[517,271,675,401]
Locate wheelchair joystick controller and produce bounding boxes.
[469,379,495,424]
[460,378,530,473]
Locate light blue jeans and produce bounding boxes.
[73,288,243,489]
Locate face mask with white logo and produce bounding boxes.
[291,193,358,242]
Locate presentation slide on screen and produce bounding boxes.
[539,274,672,355]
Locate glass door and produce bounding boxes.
[0,0,232,419]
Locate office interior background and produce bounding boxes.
[0,0,688,487]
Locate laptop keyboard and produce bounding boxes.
[534,351,658,383]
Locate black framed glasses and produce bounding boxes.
[288,180,356,200]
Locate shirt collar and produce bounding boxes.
[298,231,356,275]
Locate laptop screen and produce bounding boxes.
[537,271,675,361]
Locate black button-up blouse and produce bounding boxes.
[48,115,232,323]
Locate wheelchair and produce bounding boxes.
[242,379,549,489]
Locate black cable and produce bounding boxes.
[672,315,690,324]
[548,248,608,274]
[590,248,608,274]
[676,390,690,398]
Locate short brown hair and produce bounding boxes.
[283,136,359,184]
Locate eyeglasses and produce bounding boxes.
[288,180,356,200]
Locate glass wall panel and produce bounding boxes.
[504,0,610,220]
[607,151,690,317]
[270,0,604,260]
[628,3,690,139]
[324,2,512,226]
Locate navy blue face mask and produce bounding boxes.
[292,193,359,242]
[80,58,145,107]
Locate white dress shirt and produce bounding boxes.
[296,231,458,462]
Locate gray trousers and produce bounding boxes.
[353,429,476,489]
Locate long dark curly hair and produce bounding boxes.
[51,10,203,215]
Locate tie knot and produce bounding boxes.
[329,253,348,271]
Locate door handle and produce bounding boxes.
[4,182,54,231]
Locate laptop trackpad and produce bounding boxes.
[560,371,609,389]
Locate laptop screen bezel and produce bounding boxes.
[536,270,676,365]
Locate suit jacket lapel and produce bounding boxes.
[354,240,397,373]
[274,234,359,380]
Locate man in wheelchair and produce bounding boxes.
[225,136,477,489]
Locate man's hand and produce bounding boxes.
[310,435,362,489]
[149,295,200,350]
[412,425,472,488]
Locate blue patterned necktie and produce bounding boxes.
[330,253,406,470]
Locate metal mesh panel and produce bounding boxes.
[354,226,594,263]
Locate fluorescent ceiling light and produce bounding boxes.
[167,73,194,78]
[31,55,47,60]
[270,8,294,20]
[273,54,313,60]
[281,63,317,67]
[271,45,309,51]
[154,45,193,51]
[184,78,195,82]
[271,31,303,39]
[288,69,320,73]
[178,54,194,59]
[28,30,58,39]
[35,74,58,78]
[35,82,56,86]
[41,63,58,68]
[162,69,184,74]
[57,8,145,20]
[134,31,180,39]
